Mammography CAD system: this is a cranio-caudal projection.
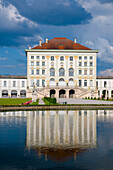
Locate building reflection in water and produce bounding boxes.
[26,110,97,161]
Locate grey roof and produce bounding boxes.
[0,75,27,79]
[97,76,113,79]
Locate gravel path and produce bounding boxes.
[57,98,113,104]
[39,98,45,105]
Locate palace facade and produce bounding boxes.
[25,37,98,98]
[0,37,113,99]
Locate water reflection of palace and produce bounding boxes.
[26,110,97,161]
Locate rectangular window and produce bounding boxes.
[13,81,16,87]
[84,62,87,66]
[90,80,93,87]
[84,80,87,86]
[31,61,34,66]
[42,70,45,75]
[31,69,34,75]
[42,56,45,59]
[79,70,82,75]
[84,56,87,60]
[84,70,87,75]
[36,62,39,66]
[104,81,107,87]
[22,81,25,87]
[36,69,39,75]
[37,56,40,59]
[79,62,82,66]
[42,62,45,66]
[4,81,7,87]
[60,56,64,61]
[90,70,93,75]
[51,56,54,61]
[79,80,82,87]
[96,81,98,88]
[90,56,93,60]
[42,80,45,86]
[37,80,39,87]
[79,56,82,60]
[31,79,34,87]
[90,62,93,66]
[31,56,34,59]
[70,56,73,61]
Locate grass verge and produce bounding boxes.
[0,98,31,105]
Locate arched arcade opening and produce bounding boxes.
[69,89,75,98]
[50,89,56,98]
[59,89,66,98]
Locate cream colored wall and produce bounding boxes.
[27,51,97,92]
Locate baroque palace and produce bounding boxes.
[0,37,113,99]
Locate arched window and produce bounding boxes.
[59,68,65,76]
[11,90,17,97]
[2,90,8,98]
[59,78,64,81]
[50,68,55,76]
[69,68,74,76]
[69,78,74,81]
[50,78,55,81]
[20,90,26,97]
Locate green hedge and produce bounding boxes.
[43,97,56,105]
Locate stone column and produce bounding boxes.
[108,90,111,98]
[65,56,69,82]
[55,56,59,87]
[66,89,69,98]
[46,56,50,86]
[100,90,102,98]
[74,56,78,83]
[55,89,59,98]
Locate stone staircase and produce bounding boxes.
[35,85,94,99]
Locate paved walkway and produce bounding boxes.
[57,98,113,104]
[39,98,45,105]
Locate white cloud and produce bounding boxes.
[99,69,113,76]
[74,0,113,66]
[0,0,38,31]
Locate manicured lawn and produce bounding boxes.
[0,98,32,105]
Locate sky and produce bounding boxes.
[0,0,113,76]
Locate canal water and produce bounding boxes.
[0,110,113,170]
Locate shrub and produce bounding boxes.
[85,97,87,99]
[88,97,90,99]
[98,97,100,100]
[94,97,96,100]
[44,97,56,104]
[107,97,109,100]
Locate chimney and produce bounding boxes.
[29,46,31,49]
[74,38,77,43]
[46,38,48,43]
[39,40,42,46]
